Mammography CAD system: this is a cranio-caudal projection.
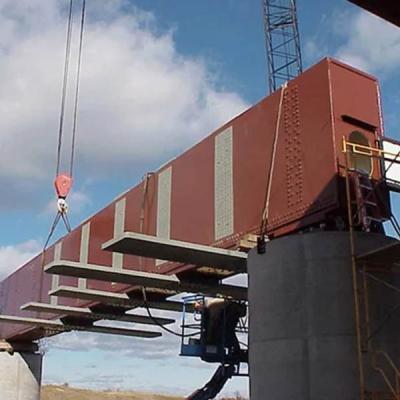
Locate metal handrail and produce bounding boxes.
[342,136,400,237]
[372,351,400,400]
[343,138,400,165]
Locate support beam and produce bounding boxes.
[0,315,161,338]
[48,285,187,312]
[102,232,247,272]
[21,302,175,326]
[45,260,247,300]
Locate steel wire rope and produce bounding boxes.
[141,288,201,338]
[258,82,287,243]
[44,0,87,249]
[56,0,74,177]
[38,2,75,304]
[69,0,86,177]
[38,0,86,304]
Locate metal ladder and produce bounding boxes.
[352,171,388,231]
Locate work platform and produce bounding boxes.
[21,302,175,325]
[0,315,161,338]
[102,232,247,273]
[44,260,247,300]
[48,286,188,312]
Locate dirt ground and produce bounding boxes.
[41,385,183,400]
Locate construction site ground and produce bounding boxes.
[41,385,183,400]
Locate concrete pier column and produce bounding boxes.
[248,231,400,400]
[0,343,42,400]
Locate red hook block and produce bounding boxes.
[54,174,73,199]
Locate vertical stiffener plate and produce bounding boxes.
[215,126,234,241]
[156,167,172,265]
[78,222,90,289]
[113,198,126,270]
[50,242,63,306]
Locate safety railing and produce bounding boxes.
[342,138,400,165]
[343,137,400,234]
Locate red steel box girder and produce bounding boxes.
[0,58,385,341]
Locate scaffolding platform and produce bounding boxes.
[356,241,400,267]
[20,302,175,326]
[0,315,161,338]
[102,232,247,273]
[45,261,247,300]
[48,285,187,312]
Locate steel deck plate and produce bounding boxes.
[48,286,186,312]
[102,232,247,272]
[0,315,161,338]
[21,302,175,326]
[45,260,247,300]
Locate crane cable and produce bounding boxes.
[45,0,86,246]
[141,288,199,338]
[38,0,86,308]
[258,83,287,253]
[69,0,86,178]
[55,0,74,179]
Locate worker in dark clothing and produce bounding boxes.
[224,301,247,354]
[195,299,246,358]
[186,299,248,400]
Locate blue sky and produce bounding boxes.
[1,0,400,396]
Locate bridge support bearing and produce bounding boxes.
[0,344,42,400]
[248,231,400,400]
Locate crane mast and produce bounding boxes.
[262,0,303,93]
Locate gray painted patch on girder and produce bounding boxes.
[112,198,126,270]
[50,241,63,306]
[215,126,234,240]
[78,222,90,289]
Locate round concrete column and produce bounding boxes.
[0,350,42,400]
[248,231,400,400]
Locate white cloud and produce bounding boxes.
[0,3,249,394]
[42,328,249,396]
[0,239,41,279]
[335,11,400,75]
[0,0,248,190]
[68,190,91,213]
[305,9,400,77]
[43,189,91,215]
[45,328,179,359]
[43,306,187,360]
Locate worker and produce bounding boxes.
[195,298,246,357]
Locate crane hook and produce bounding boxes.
[54,173,73,213]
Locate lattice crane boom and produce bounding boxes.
[262,0,303,93]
